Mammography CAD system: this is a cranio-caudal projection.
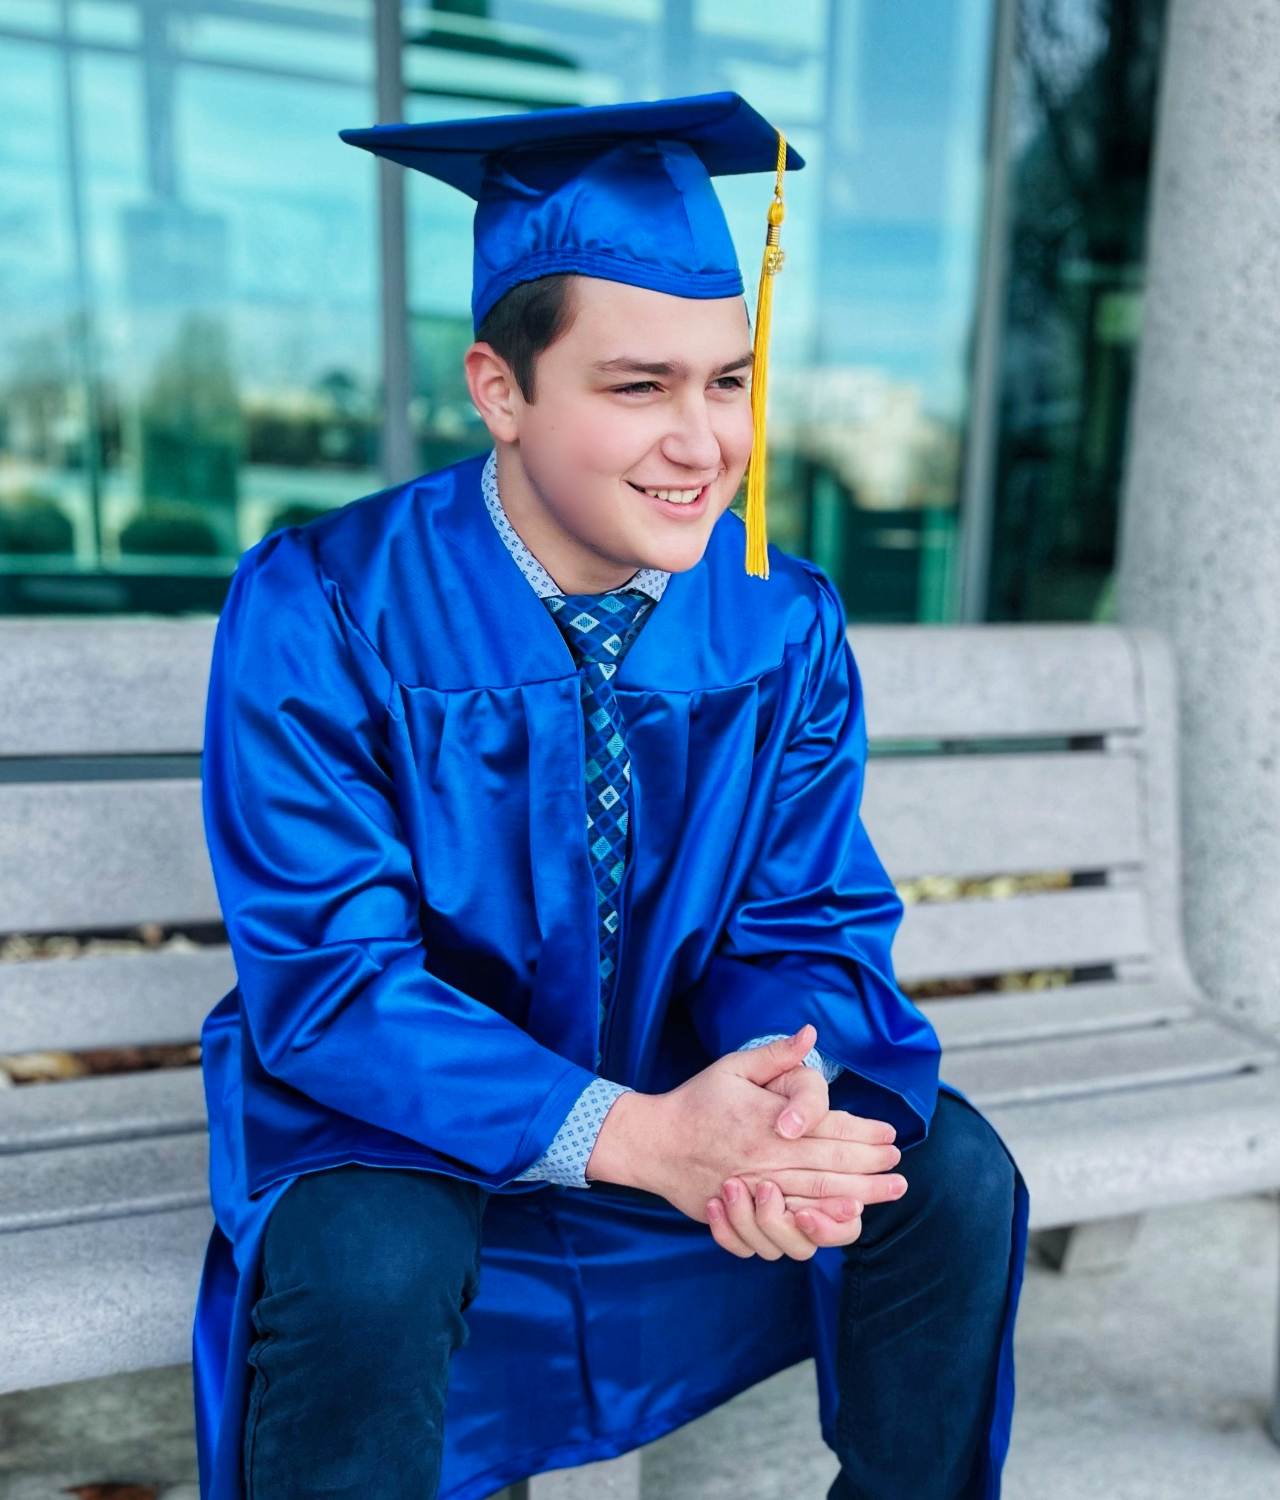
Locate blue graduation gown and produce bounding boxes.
[193,451,1028,1500]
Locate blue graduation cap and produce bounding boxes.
[341,92,802,578]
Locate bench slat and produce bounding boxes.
[0,1132,208,1235]
[848,625,1141,741]
[920,980,1200,1050]
[987,1066,1280,1229]
[0,1069,207,1154]
[0,621,1143,751]
[863,752,1143,880]
[892,886,1151,982]
[942,1017,1274,1108]
[0,619,215,757]
[0,947,234,1054]
[0,1204,212,1394]
[0,780,220,933]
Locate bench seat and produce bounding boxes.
[3,1055,1278,1394]
[989,1067,1280,1228]
[0,1130,208,1236]
[0,1204,212,1393]
[0,1084,209,1392]
[3,998,1277,1389]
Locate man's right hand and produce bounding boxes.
[584,1025,904,1225]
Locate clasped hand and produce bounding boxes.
[584,1024,905,1262]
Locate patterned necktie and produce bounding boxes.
[543,587,658,1051]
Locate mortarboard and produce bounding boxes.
[341,93,802,578]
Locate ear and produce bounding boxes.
[465,342,522,445]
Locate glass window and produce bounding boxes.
[2,0,1000,621]
[0,0,380,614]
[983,0,1167,622]
[0,32,86,602]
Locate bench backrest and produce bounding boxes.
[0,619,228,1058]
[852,624,1191,996]
[0,618,1192,1064]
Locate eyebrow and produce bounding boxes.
[593,353,754,378]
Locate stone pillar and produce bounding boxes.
[1117,1,1280,1034]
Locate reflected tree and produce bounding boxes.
[139,314,242,554]
[987,0,1167,621]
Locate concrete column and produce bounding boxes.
[1117,1,1280,1034]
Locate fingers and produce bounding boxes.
[770,1133,903,1178]
[764,1167,908,1205]
[766,1063,829,1140]
[782,1195,863,1222]
[794,1204,864,1249]
[750,1180,818,1260]
[807,1110,898,1147]
[706,1196,756,1258]
[708,1182,865,1256]
[719,1178,819,1262]
[720,1177,784,1259]
[731,1025,817,1087]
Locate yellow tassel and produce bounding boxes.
[744,130,788,579]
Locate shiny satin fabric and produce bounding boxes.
[339,93,800,327]
[470,139,745,326]
[193,452,1027,1500]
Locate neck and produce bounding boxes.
[494,443,642,595]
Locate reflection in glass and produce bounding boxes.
[0,0,380,613]
[3,0,999,621]
[985,0,1166,622]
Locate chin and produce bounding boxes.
[636,533,715,575]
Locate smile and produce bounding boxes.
[630,483,706,506]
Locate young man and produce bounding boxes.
[194,93,1027,1500]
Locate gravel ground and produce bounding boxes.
[2,1193,1276,1500]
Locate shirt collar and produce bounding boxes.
[481,449,670,603]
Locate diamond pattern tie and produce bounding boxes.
[543,588,658,1051]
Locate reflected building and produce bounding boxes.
[0,0,380,611]
[0,0,1167,621]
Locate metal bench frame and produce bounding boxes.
[1,618,1277,1479]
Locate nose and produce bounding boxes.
[659,392,721,474]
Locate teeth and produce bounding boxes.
[642,486,702,505]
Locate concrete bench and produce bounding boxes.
[1,617,1277,1494]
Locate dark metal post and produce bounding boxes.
[956,0,1018,623]
[374,0,417,486]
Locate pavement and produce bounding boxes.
[2,1193,1276,1500]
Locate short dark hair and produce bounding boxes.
[475,274,577,402]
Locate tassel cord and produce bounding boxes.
[744,131,788,579]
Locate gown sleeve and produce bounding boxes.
[683,565,940,1142]
[201,525,598,1186]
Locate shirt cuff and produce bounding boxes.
[511,1076,633,1189]
[738,1033,845,1084]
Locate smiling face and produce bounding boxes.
[464,276,755,594]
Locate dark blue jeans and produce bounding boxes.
[243,1092,1014,1500]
